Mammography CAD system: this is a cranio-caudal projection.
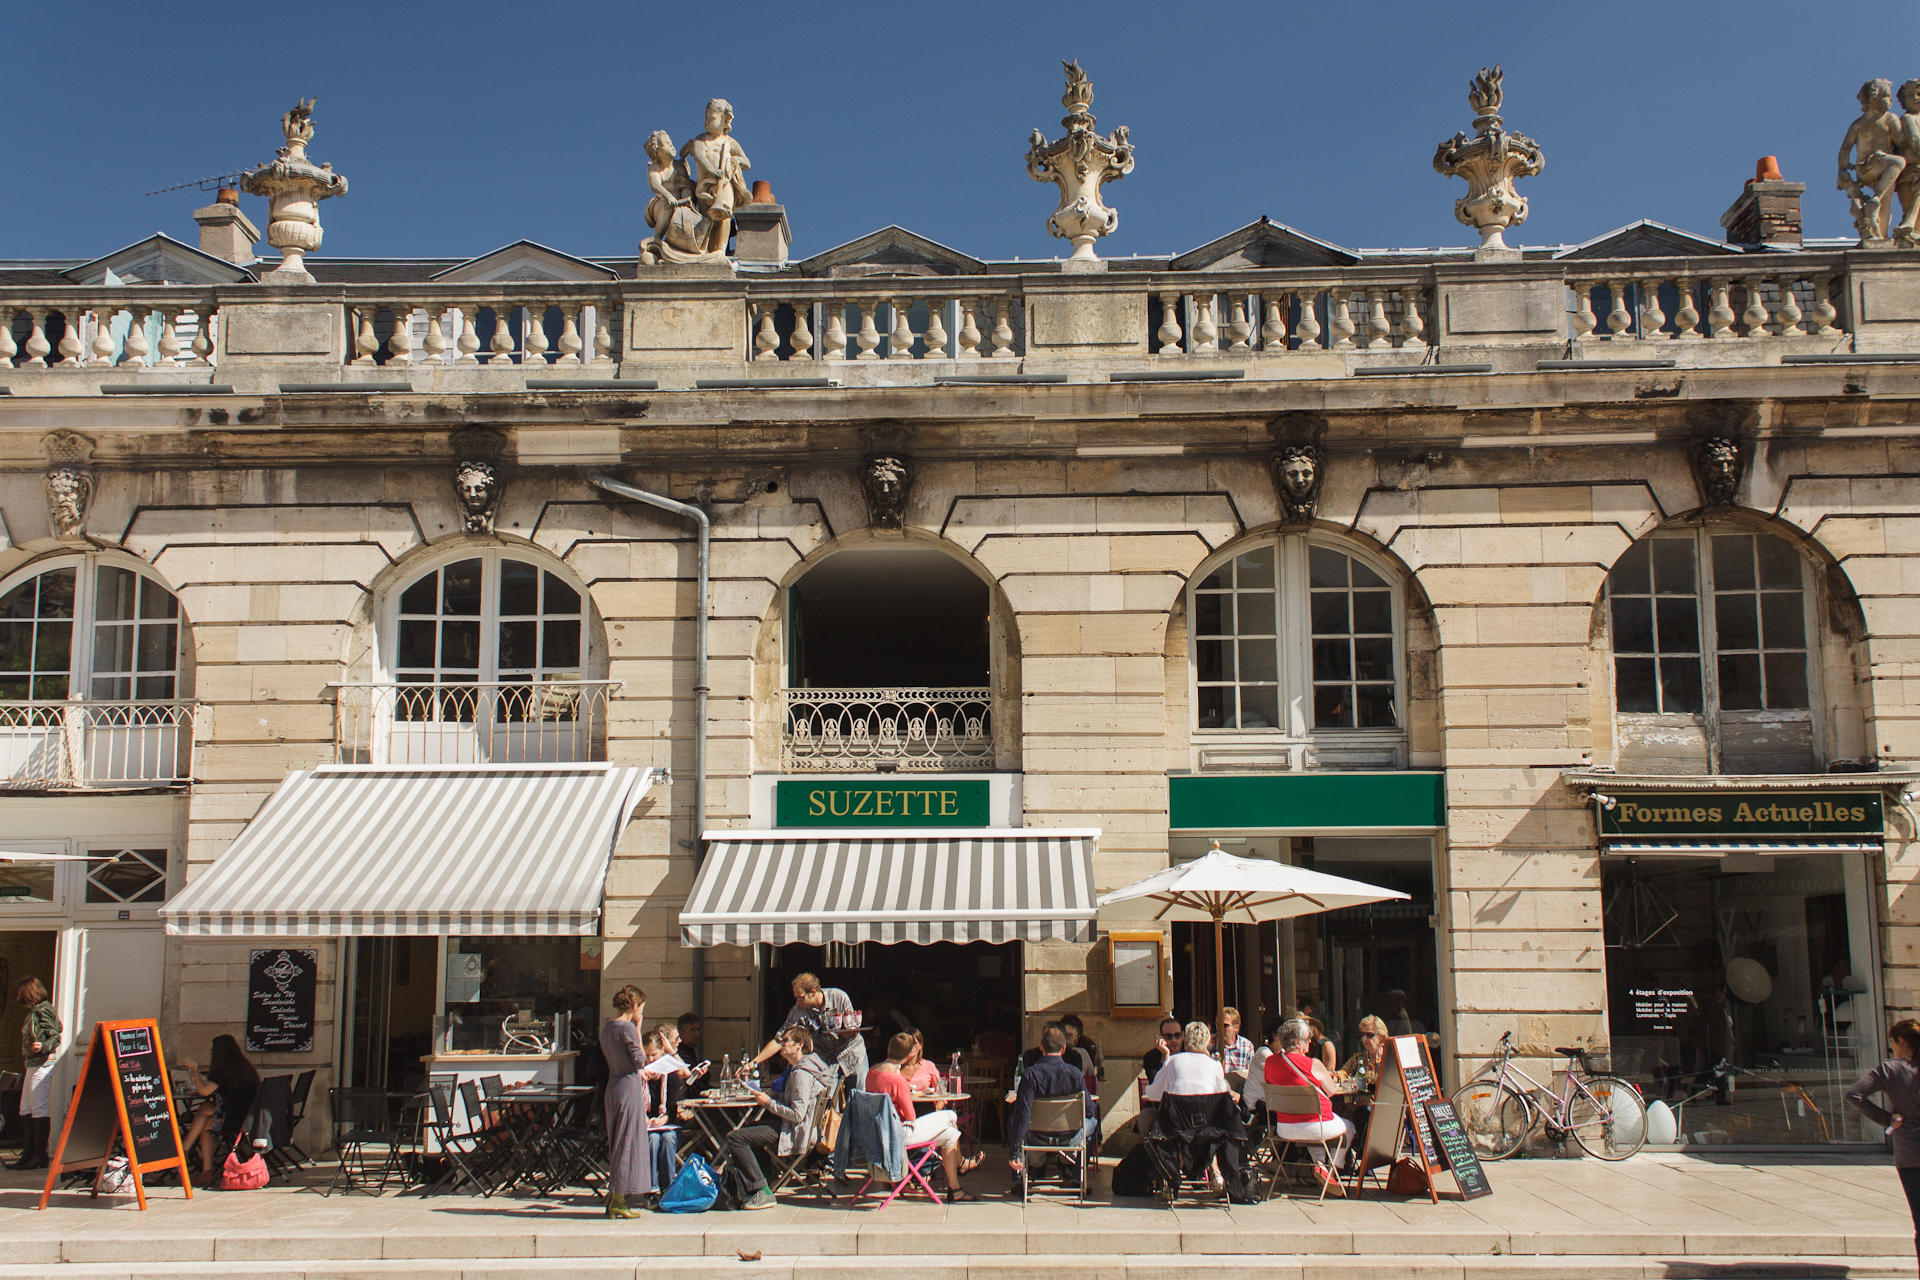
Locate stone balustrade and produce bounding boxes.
[0,289,220,369]
[741,284,1024,361]
[1564,255,1850,343]
[347,293,621,369]
[1145,279,1431,355]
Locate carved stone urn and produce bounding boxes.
[241,98,349,284]
[1432,67,1544,260]
[1025,61,1134,263]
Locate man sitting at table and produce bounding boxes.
[726,1026,832,1210]
[1007,1024,1098,1197]
[866,1031,980,1199]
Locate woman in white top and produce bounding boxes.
[1143,1021,1231,1100]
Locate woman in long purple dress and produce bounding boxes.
[600,984,650,1218]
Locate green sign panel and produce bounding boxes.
[1599,791,1882,838]
[776,779,991,827]
[1168,772,1446,830]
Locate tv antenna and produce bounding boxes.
[144,169,254,197]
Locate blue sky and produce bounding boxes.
[5,1,1916,262]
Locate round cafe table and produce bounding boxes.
[910,1089,978,1157]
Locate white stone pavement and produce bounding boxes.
[4,1153,1917,1280]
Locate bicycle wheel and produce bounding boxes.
[1567,1076,1647,1160]
[1449,1080,1532,1160]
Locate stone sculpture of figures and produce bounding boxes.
[454,460,500,534]
[1025,61,1134,262]
[1895,80,1920,246]
[1271,443,1323,526]
[240,98,349,283]
[1839,79,1908,244]
[1433,66,1544,259]
[1691,437,1744,508]
[639,100,751,266]
[44,468,92,540]
[860,455,914,530]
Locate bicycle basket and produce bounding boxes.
[1576,1048,1641,1076]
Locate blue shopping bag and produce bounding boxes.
[658,1152,721,1213]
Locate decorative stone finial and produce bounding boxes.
[1432,66,1544,261]
[240,98,349,284]
[859,424,916,530]
[1025,60,1134,264]
[1837,78,1917,247]
[639,100,752,268]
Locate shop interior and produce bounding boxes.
[0,928,57,1149]
[759,940,1023,1064]
[786,549,990,688]
[1603,851,1879,1144]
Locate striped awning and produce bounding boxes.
[680,828,1099,947]
[1602,840,1879,857]
[161,765,654,937]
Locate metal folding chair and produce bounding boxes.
[325,1087,406,1197]
[765,1084,833,1199]
[847,1137,944,1210]
[418,1083,491,1196]
[282,1070,316,1166]
[1259,1085,1343,1202]
[1018,1095,1090,1205]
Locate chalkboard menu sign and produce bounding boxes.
[1424,1100,1492,1199]
[39,1018,191,1211]
[246,948,317,1053]
[1397,1038,1442,1167]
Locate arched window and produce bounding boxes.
[1604,525,1818,772]
[0,555,185,703]
[392,553,583,688]
[1191,536,1403,739]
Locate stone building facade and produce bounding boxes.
[4,83,1920,1154]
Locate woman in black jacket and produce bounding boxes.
[180,1034,260,1184]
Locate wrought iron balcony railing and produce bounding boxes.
[0,700,194,788]
[782,687,993,772]
[331,679,620,765]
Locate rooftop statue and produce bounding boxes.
[640,99,751,266]
[1838,79,1909,245]
[1898,80,1920,247]
[1025,61,1134,263]
[1433,66,1544,261]
[240,98,349,284]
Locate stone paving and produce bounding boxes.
[3,1152,1917,1279]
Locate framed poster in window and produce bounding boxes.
[1108,931,1166,1018]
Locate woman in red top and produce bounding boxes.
[1264,1018,1355,1197]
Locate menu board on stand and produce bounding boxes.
[1353,1034,1445,1203]
[39,1018,192,1210]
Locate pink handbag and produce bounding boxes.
[221,1146,269,1190]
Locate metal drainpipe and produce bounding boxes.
[588,471,709,1017]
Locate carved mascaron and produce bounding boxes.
[1433,67,1544,257]
[1691,437,1745,508]
[861,455,915,529]
[240,98,349,283]
[45,468,93,540]
[1025,61,1134,262]
[454,459,501,533]
[1271,443,1324,525]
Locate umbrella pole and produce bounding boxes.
[1214,912,1226,1053]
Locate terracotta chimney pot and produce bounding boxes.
[750,180,774,205]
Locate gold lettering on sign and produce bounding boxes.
[940,791,958,816]
[809,791,827,816]
[876,791,894,817]
[853,791,875,816]
[829,792,851,817]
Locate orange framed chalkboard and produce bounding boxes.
[39,1018,192,1210]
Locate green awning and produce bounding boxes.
[1168,772,1445,831]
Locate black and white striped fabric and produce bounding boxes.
[161,765,653,937]
[679,828,1099,947]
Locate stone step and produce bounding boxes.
[0,1255,1912,1280]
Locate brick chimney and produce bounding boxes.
[1720,156,1803,249]
[192,187,260,264]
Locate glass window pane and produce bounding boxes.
[94,566,137,622]
[498,620,537,670]
[1312,638,1351,681]
[0,621,34,673]
[1314,685,1353,728]
[35,621,71,675]
[1310,592,1348,635]
[1196,685,1228,729]
[1718,654,1763,710]
[1199,564,1231,591]
[441,559,483,616]
[134,675,174,700]
[1609,541,1652,595]
[92,623,133,674]
[1652,539,1697,595]
[1349,558,1385,589]
[1356,684,1397,728]
[543,574,580,615]
[139,579,178,620]
[1197,640,1231,682]
[400,573,437,615]
[1236,592,1275,635]
[1761,592,1805,649]
[136,624,177,673]
[1308,546,1347,588]
[1711,535,1756,590]
[1238,638,1278,683]
[398,619,437,668]
[1765,653,1810,709]
[37,569,75,619]
[0,580,36,620]
[499,560,538,616]
[1611,597,1654,653]
[91,676,130,700]
[1655,597,1699,652]
[1351,590,1392,634]
[0,678,27,700]
[1353,637,1395,681]
[1659,657,1703,713]
[1714,593,1759,649]
[32,675,68,700]
[440,620,481,670]
[1234,546,1274,588]
[542,620,581,669]
[1237,685,1279,730]
[1194,593,1227,636]
[1756,534,1801,590]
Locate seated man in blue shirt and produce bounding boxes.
[1006,1023,1097,1196]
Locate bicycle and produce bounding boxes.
[1449,1031,1649,1161]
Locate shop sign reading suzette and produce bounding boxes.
[1598,791,1882,837]
[776,779,991,827]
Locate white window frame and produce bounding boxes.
[0,552,187,704]
[72,839,176,922]
[1188,534,1408,770]
[0,837,75,920]
[377,545,598,686]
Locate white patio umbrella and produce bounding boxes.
[1098,842,1410,1042]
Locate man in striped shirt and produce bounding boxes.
[1217,1007,1255,1079]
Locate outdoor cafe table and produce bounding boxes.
[489,1084,595,1193]
[676,1095,767,1179]
[911,1090,977,1155]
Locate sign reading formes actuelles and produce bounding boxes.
[1598,791,1882,837]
